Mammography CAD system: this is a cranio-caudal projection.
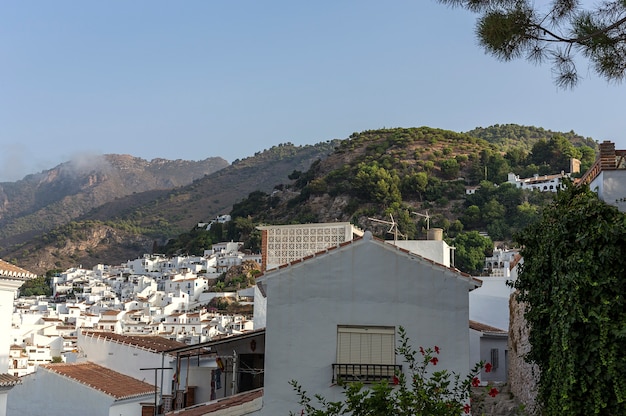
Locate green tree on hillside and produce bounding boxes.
[514,183,626,414]
[19,276,51,297]
[450,231,493,275]
[438,0,626,87]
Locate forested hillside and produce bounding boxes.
[162,125,598,274]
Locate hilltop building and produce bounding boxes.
[506,158,579,192]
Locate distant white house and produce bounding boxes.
[483,247,520,278]
[507,172,568,192]
[507,157,580,192]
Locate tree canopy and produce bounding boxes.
[514,183,626,414]
[439,0,626,87]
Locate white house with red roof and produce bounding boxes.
[7,362,155,416]
[77,330,186,411]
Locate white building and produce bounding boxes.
[469,320,508,384]
[483,247,520,278]
[7,362,155,416]
[253,231,479,414]
[257,222,364,271]
[581,140,626,213]
[0,259,36,413]
[507,172,568,192]
[77,330,186,411]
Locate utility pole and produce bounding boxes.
[141,366,173,416]
[231,350,237,396]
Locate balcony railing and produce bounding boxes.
[332,363,402,384]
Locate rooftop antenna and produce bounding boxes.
[368,214,405,242]
[412,210,431,230]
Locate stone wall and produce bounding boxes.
[508,292,540,415]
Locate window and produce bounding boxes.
[333,325,400,383]
[490,348,499,371]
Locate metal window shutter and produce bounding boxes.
[337,326,395,364]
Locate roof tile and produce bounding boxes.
[40,362,154,400]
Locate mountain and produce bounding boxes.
[0,154,229,248]
[0,141,339,274]
[0,125,598,275]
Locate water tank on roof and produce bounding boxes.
[427,228,443,241]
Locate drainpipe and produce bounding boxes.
[160,352,165,411]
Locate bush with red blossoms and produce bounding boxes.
[290,326,498,416]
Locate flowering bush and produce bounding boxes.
[290,326,497,415]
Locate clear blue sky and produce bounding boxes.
[1,1,624,182]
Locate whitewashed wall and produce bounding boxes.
[78,332,176,396]
[7,367,113,416]
[256,234,475,415]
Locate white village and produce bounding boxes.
[0,141,624,416]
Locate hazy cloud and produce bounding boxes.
[0,143,29,182]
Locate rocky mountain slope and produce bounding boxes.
[0,154,228,247]
[0,141,339,274]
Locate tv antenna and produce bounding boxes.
[412,210,431,230]
[368,214,405,242]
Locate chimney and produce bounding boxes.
[600,141,616,169]
[569,158,581,174]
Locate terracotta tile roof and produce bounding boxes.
[0,373,21,387]
[0,258,37,280]
[82,331,187,353]
[469,320,507,334]
[40,362,154,400]
[165,388,263,416]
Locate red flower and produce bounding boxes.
[484,362,493,373]
[434,345,440,354]
[430,357,439,365]
[471,377,480,387]
[463,404,471,414]
[392,375,400,385]
[488,387,499,397]
[419,346,425,355]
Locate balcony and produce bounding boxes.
[332,363,402,384]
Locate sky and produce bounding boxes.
[1,1,625,182]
